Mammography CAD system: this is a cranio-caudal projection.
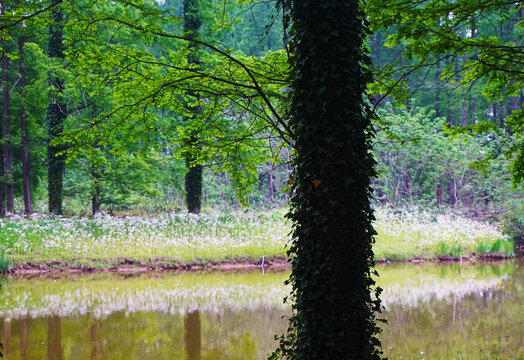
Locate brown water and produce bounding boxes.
[0,261,522,359]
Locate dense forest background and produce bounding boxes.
[0,0,522,223]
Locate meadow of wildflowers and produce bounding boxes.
[373,208,514,260]
[0,209,290,267]
[0,207,513,268]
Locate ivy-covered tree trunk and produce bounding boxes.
[19,35,33,214]
[46,8,67,215]
[183,0,203,214]
[274,0,383,359]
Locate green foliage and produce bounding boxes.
[365,0,524,186]
[373,106,523,214]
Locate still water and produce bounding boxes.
[0,260,522,359]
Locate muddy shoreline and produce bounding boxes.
[6,256,291,276]
[2,253,516,276]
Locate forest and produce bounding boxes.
[0,0,523,359]
[0,0,520,219]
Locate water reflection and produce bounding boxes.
[0,261,521,359]
[377,261,523,359]
[184,310,201,360]
[47,316,63,360]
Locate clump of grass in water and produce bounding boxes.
[436,241,464,258]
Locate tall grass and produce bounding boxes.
[373,208,513,260]
[0,209,290,265]
[0,248,12,273]
[0,207,513,266]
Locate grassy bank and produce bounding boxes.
[373,208,514,260]
[0,208,514,271]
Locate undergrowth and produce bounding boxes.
[0,207,513,267]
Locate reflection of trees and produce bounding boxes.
[2,319,10,357]
[184,310,201,360]
[20,317,29,360]
[90,320,98,360]
[47,316,63,360]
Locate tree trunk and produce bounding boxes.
[436,183,443,206]
[370,32,383,107]
[435,19,442,118]
[19,35,33,214]
[276,0,383,358]
[499,101,505,126]
[90,140,101,215]
[46,8,67,215]
[445,57,455,126]
[448,176,458,208]
[183,0,203,214]
[435,60,441,118]
[0,2,5,217]
[185,159,202,214]
[267,162,275,201]
[461,100,468,126]
[1,0,13,213]
[91,168,101,215]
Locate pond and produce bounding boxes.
[0,260,522,359]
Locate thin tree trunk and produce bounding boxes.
[448,176,458,208]
[46,8,67,215]
[435,19,442,118]
[1,0,13,213]
[512,93,519,113]
[445,57,455,126]
[0,2,5,216]
[371,32,383,107]
[19,35,33,214]
[461,101,468,126]
[492,103,501,126]
[435,60,441,118]
[436,183,443,206]
[267,162,275,201]
[91,166,101,215]
[499,101,505,126]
